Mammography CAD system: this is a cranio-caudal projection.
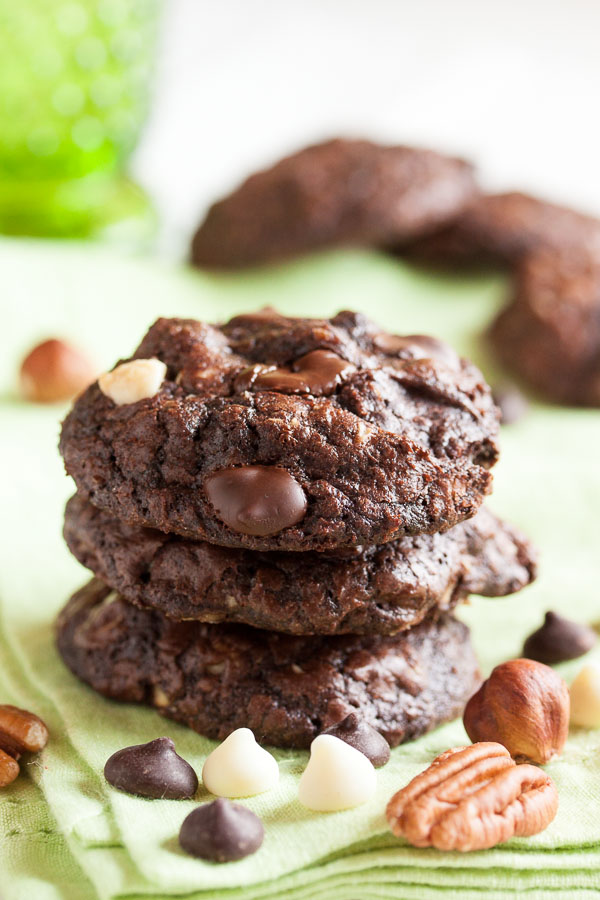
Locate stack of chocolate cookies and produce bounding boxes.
[57,310,536,748]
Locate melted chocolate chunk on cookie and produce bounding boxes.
[57,580,481,749]
[243,350,356,395]
[60,310,499,550]
[205,466,307,537]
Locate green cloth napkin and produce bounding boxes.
[1,238,600,899]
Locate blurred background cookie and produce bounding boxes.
[190,139,477,269]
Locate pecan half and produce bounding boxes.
[0,749,20,788]
[0,704,49,759]
[386,742,558,851]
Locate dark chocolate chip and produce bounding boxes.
[251,350,355,395]
[205,465,307,536]
[179,798,264,862]
[373,333,459,368]
[523,611,597,664]
[104,737,198,799]
[492,383,529,425]
[321,713,391,767]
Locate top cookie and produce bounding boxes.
[60,310,500,551]
[190,139,477,269]
[404,192,600,268]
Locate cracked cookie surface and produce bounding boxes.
[60,310,500,551]
[56,579,481,749]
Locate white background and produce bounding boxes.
[133,0,600,252]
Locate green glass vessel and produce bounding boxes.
[0,0,160,238]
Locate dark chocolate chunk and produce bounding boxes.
[322,713,391,767]
[179,798,264,862]
[492,383,529,425]
[251,350,355,395]
[205,465,307,537]
[523,612,597,664]
[104,737,198,799]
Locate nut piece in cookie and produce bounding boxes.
[104,737,198,799]
[386,742,558,851]
[298,734,376,811]
[489,249,600,407]
[191,139,477,269]
[201,729,279,798]
[463,659,569,764]
[20,338,95,404]
[523,612,596,665]
[98,358,167,406]
[179,798,264,862]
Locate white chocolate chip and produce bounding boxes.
[570,663,600,728]
[298,734,376,811]
[98,358,167,406]
[202,728,279,798]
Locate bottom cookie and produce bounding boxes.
[56,579,481,749]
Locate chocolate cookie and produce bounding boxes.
[190,139,477,269]
[64,495,536,635]
[489,249,600,406]
[60,311,499,551]
[56,580,481,749]
[404,192,600,268]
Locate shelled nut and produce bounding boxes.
[0,704,49,790]
[463,659,569,764]
[386,742,558,851]
[0,704,49,757]
[0,749,20,788]
[20,339,95,403]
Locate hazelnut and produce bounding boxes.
[463,658,569,764]
[98,358,167,406]
[20,339,96,404]
[569,663,600,728]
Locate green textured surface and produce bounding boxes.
[0,238,599,899]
